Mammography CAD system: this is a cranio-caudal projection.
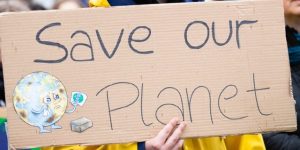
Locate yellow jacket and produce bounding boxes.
[43,134,265,150]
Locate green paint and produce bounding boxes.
[0,118,6,124]
[73,93,83,103]
[0,118,7,134]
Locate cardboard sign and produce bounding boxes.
[0,0,296,148]
[0,108,6,118]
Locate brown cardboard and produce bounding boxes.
[0,108,6,118]
[0,0,296,148]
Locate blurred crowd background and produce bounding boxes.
[0,0,219,13]
[0,0,89,12]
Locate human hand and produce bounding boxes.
[145,118,186,150]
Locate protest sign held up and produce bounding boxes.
[0,0,296,148]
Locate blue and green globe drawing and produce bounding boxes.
[13,72,68,133]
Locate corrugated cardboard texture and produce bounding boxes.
[0,0,297,148]
[0,108,6,118]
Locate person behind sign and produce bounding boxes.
[42,0,266,150]
[263,0,300,149]
[53,0,85,9]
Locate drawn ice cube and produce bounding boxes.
[70,117,93,133]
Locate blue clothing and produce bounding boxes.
[286,27,300,135]
[292,65,300,136]
[138,142,145,150]
[289,46,300,65]
[287,27,300,65]
[0,118,7,150]
[0,118,39,150]
[108,0,136,6]
[106,0,204,6]
[263,26,300,150]
[81,0,89,7]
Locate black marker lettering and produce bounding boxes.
[212,20,233,46]
[96,82,139,130]
[184,21,210,49]
[155,87,184,125]
[35,22,68,63]
[246,73,272,116]
[128,26,154,54]
[218,85,248,120]
[106,91,113,130]
[141,84,153,126]
[96,29,124,59]
[236,20,258,48]
[186,86,213,124]
[70,30,94,61]
[155,104,182,125]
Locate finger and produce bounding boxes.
[172,140,184,150]
[156,117,179,142]
[164,122,186,149]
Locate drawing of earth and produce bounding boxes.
[13,72,68,132]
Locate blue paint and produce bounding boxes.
[0,118,7,150]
